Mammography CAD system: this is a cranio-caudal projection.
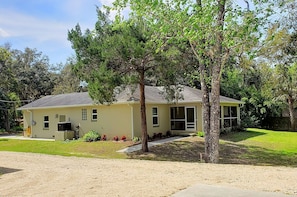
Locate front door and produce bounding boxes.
[186,107,196,131]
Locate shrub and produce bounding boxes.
[197,131,204,137]
[113,136,119,141]
[82,130,101,142]
[121,136,126,141]
[133,136,140,143]
[166,130,172,137]
[101,134,107,141]
[12,126,24,132]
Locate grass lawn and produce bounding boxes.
[1,128,297,166]
[129,128,297,166]
[0,139,133,159]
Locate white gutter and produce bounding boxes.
[129,104,134,140]
[27,110,33,138]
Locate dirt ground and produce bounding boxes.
[0,151,297,197]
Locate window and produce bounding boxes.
[82,109,87,120]
[152,107,159,127]
[92,109,98,121]
[59,115,66,122]
[44,116,49,129]
[170,107,185,119]
[170,107,186,130]
[222,106,238,128]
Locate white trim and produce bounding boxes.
[152,107,159,127]
[185,106,196,131]
[91,108,98,121]
[43,115,49,129]
[130,104,134,139]
[170,106,196,131]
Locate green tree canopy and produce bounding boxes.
[68,9,185,151]
[112,0,275,163]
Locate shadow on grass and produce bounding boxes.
[220,130,266,142]
[0,167,22,175]
[128,138,297,167]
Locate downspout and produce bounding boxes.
[237,104,241,126]
[130,104,134,140]
[27,110,33,138]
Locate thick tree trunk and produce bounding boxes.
[209,74,221,163]
[207,0,226,163]
[4,110,10,132]
[139,69,149,152]
[199,64,211,163]
[288,96,295,131]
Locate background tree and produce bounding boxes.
[0,47,18,131]
[0,45,64,131]
[11,48,55,101]
[273,63,297,131]
[260,8,297,131]
[52,59,82,94]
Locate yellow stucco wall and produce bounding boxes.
[131,104,170,138]
[22,102,241,140]
[23,104,132,140]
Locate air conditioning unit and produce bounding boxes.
[58,122,71,131]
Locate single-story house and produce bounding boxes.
[18,85,243,140]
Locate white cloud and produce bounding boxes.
[0,8,71,45]
[0,28,10,37]
[99,0,114,6]
[98,0,130,20]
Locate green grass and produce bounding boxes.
[129,128,297,166]
[0,139,133,159]
[219,128,297,166]
[222,128,297,153]
[1,129,297,166]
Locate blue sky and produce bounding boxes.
[0,0,255,66]
[0,0,117,65]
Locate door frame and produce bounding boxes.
[185,106,196,131]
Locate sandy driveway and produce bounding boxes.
[0,151,296,197]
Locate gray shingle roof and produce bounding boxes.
[18,85,242,110]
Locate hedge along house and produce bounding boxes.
[18,86,243,140]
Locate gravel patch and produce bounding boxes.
[0,151,296,196]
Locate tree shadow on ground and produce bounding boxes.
[220,130,266,142]
[0,167,22,175]
[128,138,297,167]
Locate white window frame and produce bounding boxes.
[222,106,238,128]
[92,108,98,121]
[43,115,49,129]
[82,109,87,120]
[152,107,159,127]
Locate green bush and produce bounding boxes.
[83,130,101,142]
[133,136,140,143]
[12,126,24,132]
[197,131,204,137]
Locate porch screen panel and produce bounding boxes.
[170,107,185,119]
[170,107,186,130]
[223,106,238,128]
